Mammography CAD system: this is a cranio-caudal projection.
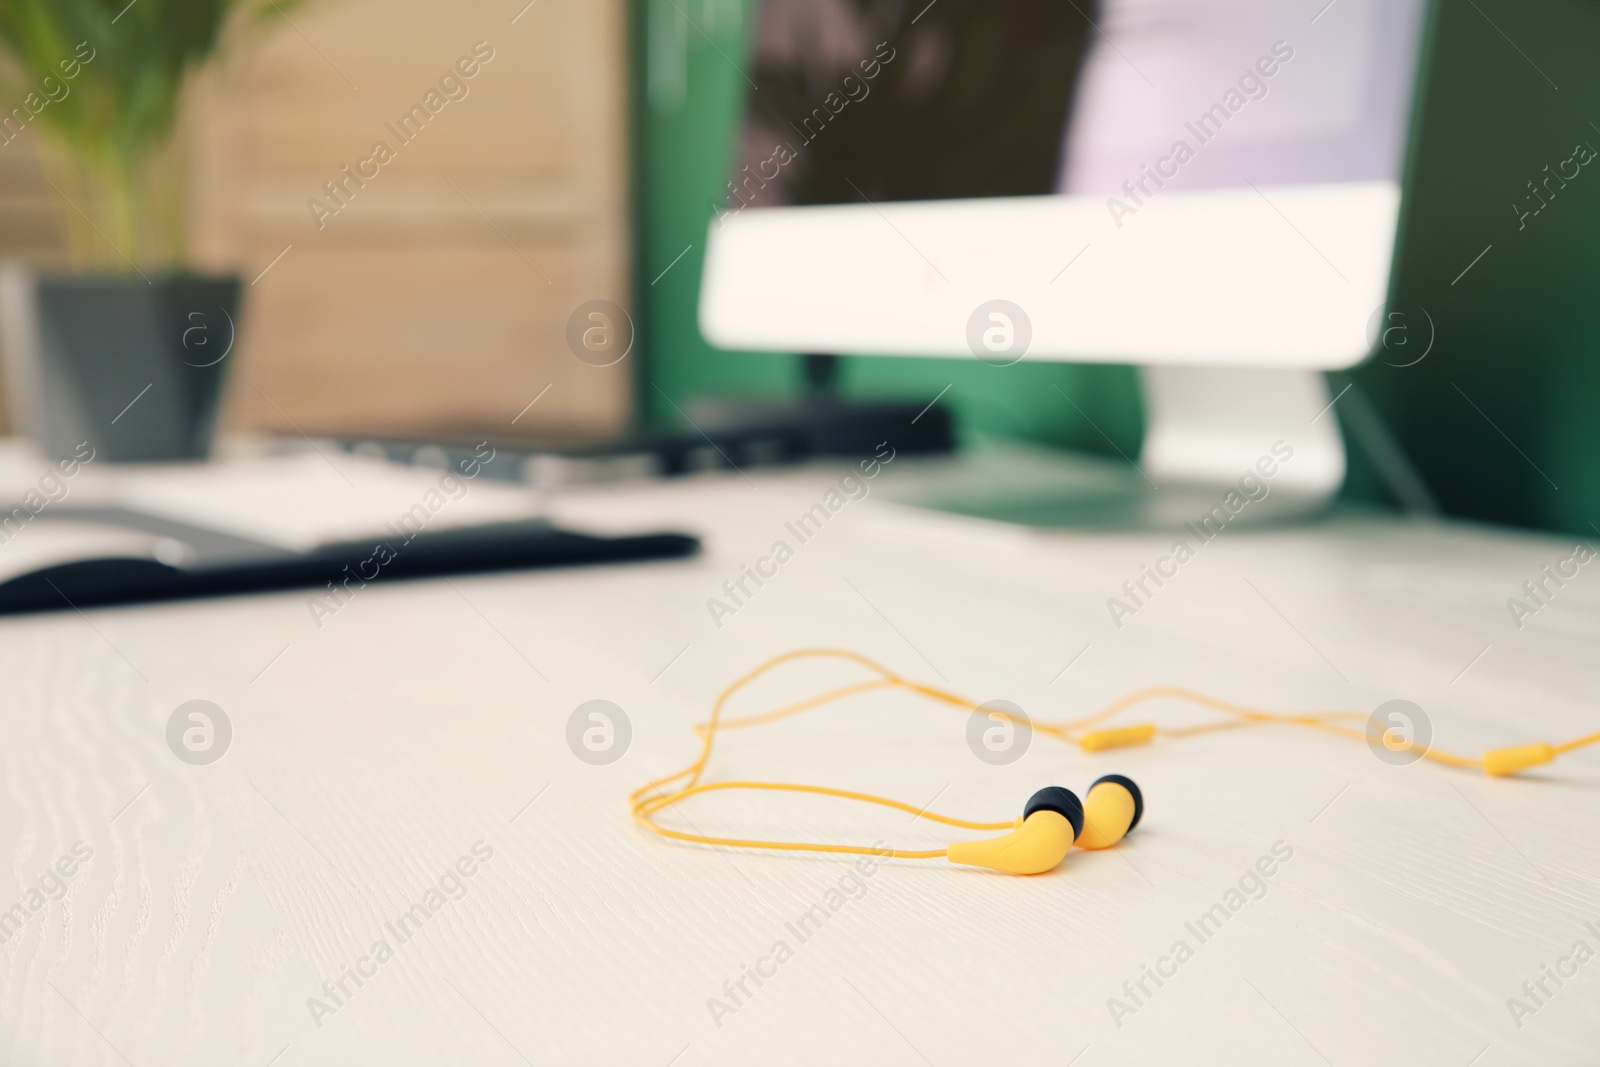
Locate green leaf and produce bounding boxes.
[0,0,290,268]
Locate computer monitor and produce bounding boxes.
[699,0,1434,519]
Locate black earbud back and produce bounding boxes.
[1023,786,1084,839]
[1089,774,1143,831]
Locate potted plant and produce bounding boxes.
[0,0,285,461]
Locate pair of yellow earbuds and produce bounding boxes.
[631,648,1600,876]
[944,777,1143,875]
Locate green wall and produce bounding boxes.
[1354,0,1600,536]
[631,0,1600,537]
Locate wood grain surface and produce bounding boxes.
[2,450,1598,1065]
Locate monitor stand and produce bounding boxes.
[877,367,1344,530]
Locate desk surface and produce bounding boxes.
[2,450,1598,1066]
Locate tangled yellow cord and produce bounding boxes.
[630,648,1600,861]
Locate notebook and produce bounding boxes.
[0,449,697,615]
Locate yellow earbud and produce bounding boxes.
[1077,774,1143,850]
[947,787,1083,875]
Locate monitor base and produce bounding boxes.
[874,368,1343,531]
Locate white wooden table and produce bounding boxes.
[2,448,1597,1066]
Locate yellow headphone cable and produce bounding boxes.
[629,648,1600,871]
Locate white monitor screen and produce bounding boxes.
[700,0,1431,369]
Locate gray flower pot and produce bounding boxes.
[0,265,240,462]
